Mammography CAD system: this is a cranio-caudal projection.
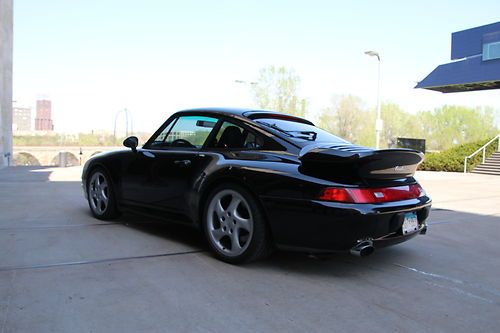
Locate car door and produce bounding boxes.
[121,114,219,220]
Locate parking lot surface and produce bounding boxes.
[1,166,499,332]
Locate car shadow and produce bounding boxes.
[247,245,417,278]
[73,192,497,280]
[111,210,415,276]
[115,212,209,251]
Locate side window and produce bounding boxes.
[243,131,264,149]
[212,121,263,149]
[150,115,218,149]
[151,118,176,146]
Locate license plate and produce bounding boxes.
[402,212,418,234]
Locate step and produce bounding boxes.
[472,165,500,170]
[468,150,500,175]
[474,163,500,168]
[471,167,500,173]
[478,163,500,168]
[474,167,500,173]
[472,164,500,170]
[471,170,500,176]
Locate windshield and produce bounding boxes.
[255,118,349,145]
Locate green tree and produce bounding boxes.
[318,95,374,146]
[252,66,307,117]
[416,105,498,150]
[381,102,419,147]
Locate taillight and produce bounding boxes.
[319,184,425,203]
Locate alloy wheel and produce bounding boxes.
[206,189,254,257]
[89,171,109,215]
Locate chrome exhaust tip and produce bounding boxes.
[350,240,375,257]
[420,224,428,235]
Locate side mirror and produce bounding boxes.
[123,136,139,152]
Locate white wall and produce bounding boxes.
[0,0,13,167]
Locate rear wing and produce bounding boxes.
[299,144,424,180]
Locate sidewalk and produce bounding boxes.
[416,171,500,215]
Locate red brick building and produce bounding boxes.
[35,99,54,131]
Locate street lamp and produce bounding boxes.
[365,50,382,149]
[113,108,133,143]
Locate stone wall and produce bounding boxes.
[0,0,13,168]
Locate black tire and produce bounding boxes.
[203,183,273,264]
[86,167,119,220]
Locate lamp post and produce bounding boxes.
[113,108,133,143]
[365,50,382,149]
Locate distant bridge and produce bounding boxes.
[12,146,123,167]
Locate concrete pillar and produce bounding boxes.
[0,0,13,168]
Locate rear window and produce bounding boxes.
[255,118,348,144]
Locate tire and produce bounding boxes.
[203,184,272,264]
[86,168,119,220]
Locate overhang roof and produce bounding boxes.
[415,56,500,93]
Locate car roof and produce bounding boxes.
[178,107,269,116]
[177,107,313,125]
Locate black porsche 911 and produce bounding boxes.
[82,108,431,263]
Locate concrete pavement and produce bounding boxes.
[0,167,499,332]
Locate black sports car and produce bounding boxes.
[82,108,431,263]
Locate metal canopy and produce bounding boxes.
[416,21,500,93]
[415,56,500,93]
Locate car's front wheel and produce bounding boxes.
[87,168,119,220]
[203,184,272,264]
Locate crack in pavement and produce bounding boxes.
[0,222,120,231]
[0,250,205,272]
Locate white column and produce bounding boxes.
[0,0,13,167]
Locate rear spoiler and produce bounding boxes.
[299,144,424,180]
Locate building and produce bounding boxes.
[416,21,500,92]
[0,0,13,167]
[35,99,54,131]
[13,106,32,132]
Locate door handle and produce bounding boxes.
[174,159,191,167]
[142,151,155,158]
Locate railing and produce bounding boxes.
[464,134,500,173]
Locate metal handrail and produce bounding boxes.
[464,134,500,173]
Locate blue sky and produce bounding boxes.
[13,0,500,133]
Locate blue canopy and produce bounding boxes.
[415,56,500,93]
[416,21,500,93]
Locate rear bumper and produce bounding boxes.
[261,195,431,253]
[371,222,427,248]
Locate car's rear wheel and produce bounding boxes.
[87,168,119,220]
[203,184,272,264]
